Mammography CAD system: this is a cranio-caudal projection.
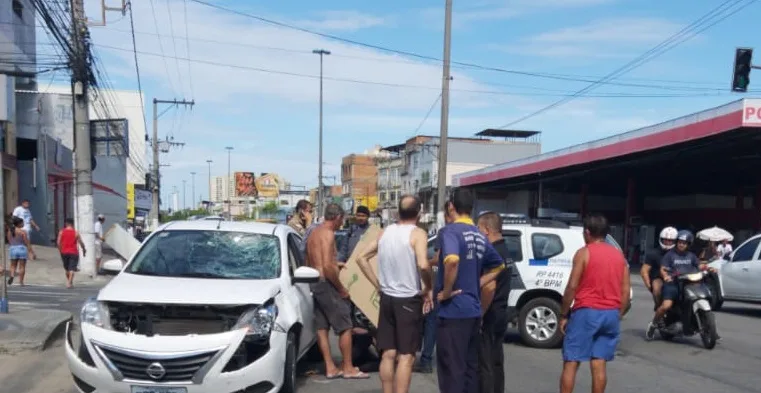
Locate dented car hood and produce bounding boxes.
[97,272,281,305]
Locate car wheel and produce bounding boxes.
[518,297,563,349]
[279,332,298,393]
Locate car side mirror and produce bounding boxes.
[293,266,320,284]
[101,259,124,275]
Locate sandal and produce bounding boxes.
[325,371,343,380]
[343,369,370,379]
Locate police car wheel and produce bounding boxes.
[519,297,563,349]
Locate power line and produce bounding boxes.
[127,1,149,149]
[413,94,442,134]
[164,0,185,96]
[494,0,757,129]
[93,43,753,98]
[148,0,177,95]
[182,0,194,96]
[185,0,735,91]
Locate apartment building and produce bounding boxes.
[376,143,404,212]
[401,130,542,217]
[341,148,380,213]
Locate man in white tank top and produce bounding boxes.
[357,195,433,393]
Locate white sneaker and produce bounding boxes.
[645,322,657,340]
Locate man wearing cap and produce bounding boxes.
[338,205,371,263]
[94,214,106,273]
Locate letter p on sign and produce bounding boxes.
[743,100,761,126]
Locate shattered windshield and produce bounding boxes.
[126,230,281,279]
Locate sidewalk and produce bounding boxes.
[0,245,114,353]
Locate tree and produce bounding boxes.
[261,201,279,216]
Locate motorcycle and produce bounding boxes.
[657,270,719,349]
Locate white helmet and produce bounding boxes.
[659,226,678,250]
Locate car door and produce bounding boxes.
[721,236,761,298]
[286,234,315,352]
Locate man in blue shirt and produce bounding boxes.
[646,230,703,339]
[436,188,505,393]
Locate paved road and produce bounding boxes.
[2,277,761,393]
[4,283,100,317]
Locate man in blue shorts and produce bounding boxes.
[559,214,630,393]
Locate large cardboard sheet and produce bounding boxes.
[104,224,141,261]
[339,225,383,327]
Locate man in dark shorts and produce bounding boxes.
[57,218,86,288]
[640,226,677,310]
[357,195,433,393]
[476,211,511,393]
[305,203,368,380]
[436,189,505,393]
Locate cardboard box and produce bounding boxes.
[339,225,383,327]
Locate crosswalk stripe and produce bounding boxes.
[9,290,71,296]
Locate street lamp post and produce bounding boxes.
[206,159,213,212]
[225,147,233,219]
[182,179,187,210]
[190,172,196,210]
[313,48,331,217]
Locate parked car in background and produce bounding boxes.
[66,220,320,393]
[707,233,761,309]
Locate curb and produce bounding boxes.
[0,310,73,353]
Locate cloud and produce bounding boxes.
[422,0,615,26]
[89,1,493,111]
[498,17,683,58]
[298,11,388,32]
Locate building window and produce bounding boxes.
[13,1,23,19]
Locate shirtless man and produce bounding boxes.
[306,203,369,380]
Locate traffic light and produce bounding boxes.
[732,47,753,92]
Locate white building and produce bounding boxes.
[210,174,234,204]
[44,86,148,186]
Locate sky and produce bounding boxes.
[30,0,761,205]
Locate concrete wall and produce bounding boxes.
[17,135,72,245]
[92,155,128,227]
[0,0,36,76]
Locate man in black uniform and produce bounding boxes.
[476,211,511,393]
[640,226,677,310]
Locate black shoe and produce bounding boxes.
[7,277,13,286]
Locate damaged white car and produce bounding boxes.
[66,220,320,393]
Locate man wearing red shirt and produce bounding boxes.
[559,214,631,393]
[57,218,86,288]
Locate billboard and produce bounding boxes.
[235,172,258,197]
[127,183,152,219]
[255,173,280,199]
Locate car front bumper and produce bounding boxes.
[65,322,286,393]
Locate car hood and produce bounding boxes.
[97,272,281,305]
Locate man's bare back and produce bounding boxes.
[306,224,347,296]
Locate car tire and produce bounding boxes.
[518,297,563,349]
[709,279,724,311]
[279,332,298,393]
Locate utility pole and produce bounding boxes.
[190,172,196,210]
[182,179,187,210]
[206,159,213,212]
[225,147,233,218]
[68,0,98,278]
[150,98,194,229]
[313,49,331,217]
[436,0,453,212]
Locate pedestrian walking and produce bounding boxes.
[12,199,40,240]
[559,213,631,393]
[305,203,368,380]
[94,214,106,273]
[357,195,434,393]
[435,188,505,393]
[58,218,87,288]
[475,211,512,393]
[6,216,36,286]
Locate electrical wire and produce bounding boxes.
[413,94,442,134]
[93,43,749,99]
[164,0,185,96]
[182,0,194,97]
[127,1,149,149]
[494,0,758,129]
[149,0,177,95]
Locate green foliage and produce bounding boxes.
[261,201,279,215]
[163,208,210,222]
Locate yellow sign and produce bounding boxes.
[354,196,378,212]
[255,173,280,199]
[127,183,135,219]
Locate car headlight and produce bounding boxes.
[80,297,111,329]
[233,303,278,340]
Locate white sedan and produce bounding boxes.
[66,220,320,393]
[708,233,761,309]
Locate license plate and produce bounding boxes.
[130,386,187,393]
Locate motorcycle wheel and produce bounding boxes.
[699,311,718,350]
[659,331,675,341]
